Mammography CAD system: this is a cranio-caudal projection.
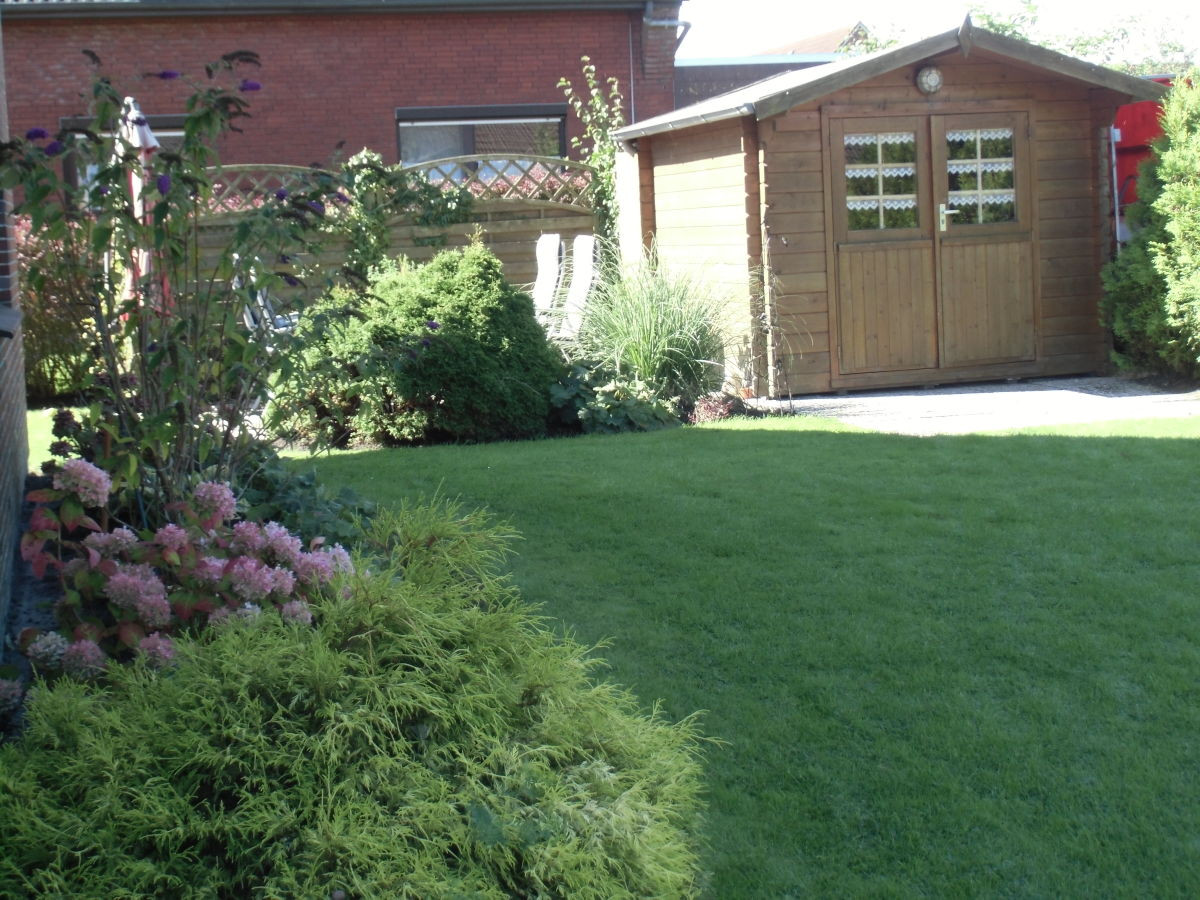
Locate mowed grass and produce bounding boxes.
[306,416,1200,896]
[25,404,1196,894]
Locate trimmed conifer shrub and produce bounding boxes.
[276,243,565,446]
[0,501,706,897]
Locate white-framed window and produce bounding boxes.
[844,131,919,231]
[945,127,1017,225]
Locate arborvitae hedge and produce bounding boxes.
[0,502,706,897]
[1102,74,1200,378]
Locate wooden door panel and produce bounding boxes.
[837,242,938,374]
[940,239,1034,366]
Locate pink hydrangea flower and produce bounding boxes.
[325,544,353,574]
[262,522,302,568]
[83,527,138,558]
[138,632,176,668]
[61,558,87,578]
[53,458,112,508]
[231,521,265,554]
[61,639,107,679]
[104,564,167,613]
[208,605,234,626]
[154,523,189,553]
[228,556,274,602]
[136,593,173,629]
[193,555,227,582]
[270,566,296,596]
[193,481,237,523]
[26,631,68,669]
[294,551,334,587]
[279,599,313,625]
[0,679,24,716]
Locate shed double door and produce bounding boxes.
[830,111,1034,378]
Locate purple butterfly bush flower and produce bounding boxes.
[238,79,262,92]
[156,173,171,195]
[306,200,325,216]
[274,188,289,201]
[43,141,65,157]
[25,127,48,141]
[282,274,300,287]
[426,320,440,331]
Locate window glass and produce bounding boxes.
[397,118,562,166]
[844,132,918,231]
[945,127,1015,225]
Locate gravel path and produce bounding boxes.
[750,375,1200,435]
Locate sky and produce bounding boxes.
[676,0,1199,64]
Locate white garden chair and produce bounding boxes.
[531,232,563,325]
[555,233,597,342]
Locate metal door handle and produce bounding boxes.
[939,203,960,231]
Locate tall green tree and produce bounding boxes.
[1151,73,1200,372]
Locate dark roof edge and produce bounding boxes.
[0,0,646,18]
[967,27,1169,102]
[616,17,1169,142]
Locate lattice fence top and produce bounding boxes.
[204,155,597,218]
[207,165,314,217]
[401,155,596,210]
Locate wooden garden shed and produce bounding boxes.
[613,19,1168,397]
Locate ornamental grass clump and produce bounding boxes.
[578,254,729,412]
[0,500,707,897]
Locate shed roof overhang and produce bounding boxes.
[614,16,1169,142]
[0,0,651,17]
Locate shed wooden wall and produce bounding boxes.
[759,50,1124,395]
[646,119,763,392]
[637,49,1130,397]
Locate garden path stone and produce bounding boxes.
[750,375,1200,435]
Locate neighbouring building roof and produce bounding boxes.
[616,17,1169,141]
[0,0,652,15]
[758,22,870,55]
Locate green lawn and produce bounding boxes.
[25,406,58,473]
[304,416,1200,897]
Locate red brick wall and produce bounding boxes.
[4,7,679,167]
[0,19,28,633]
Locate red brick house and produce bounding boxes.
[2,0,685,167]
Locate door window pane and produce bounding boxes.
[844,132,918,230]
[945,127,1016,225]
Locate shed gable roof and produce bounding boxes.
[615,17,1169,141]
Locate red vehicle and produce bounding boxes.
[1112,77,1172,242]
